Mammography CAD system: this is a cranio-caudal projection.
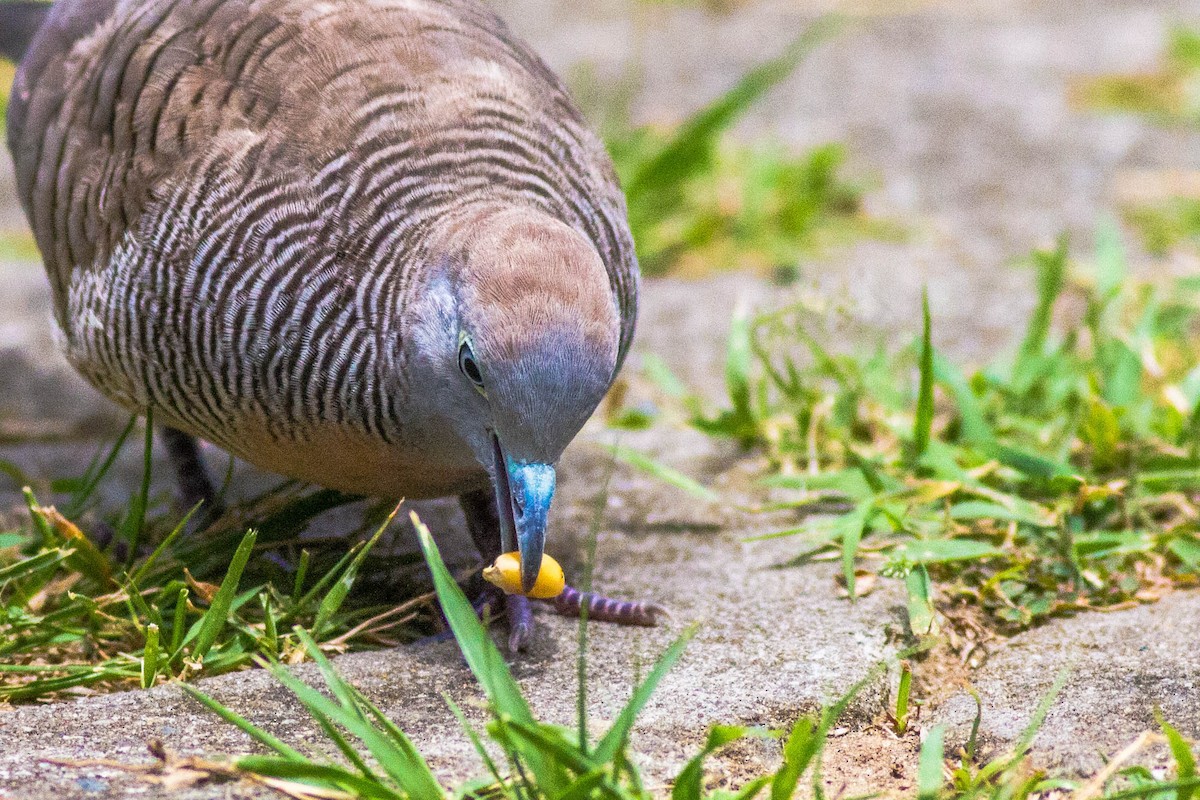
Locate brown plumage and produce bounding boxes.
[4,0,659,649]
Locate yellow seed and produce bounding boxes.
[482,551,565,599]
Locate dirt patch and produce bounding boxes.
[816,730,921,799]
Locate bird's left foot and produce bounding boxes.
[503,586,667,653]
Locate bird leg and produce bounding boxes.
[458,488,667,652]
[160,426,224,526]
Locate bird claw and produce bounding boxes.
[549,585,668,627]
[507,585,666,649]
[506,594,535,653]
[459,582,666,653]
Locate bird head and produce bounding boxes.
[413,207,620,591]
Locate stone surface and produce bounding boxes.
[0,462,905,798]
[931,591,1200,776]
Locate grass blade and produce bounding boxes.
[140,623,159,689]
[288,543,366,616]
[839,501,873,601]
[26,504,112,585]
[1013,669,1070,757]
[1094,217,1127,301]
[179,683,306,760]
[624,18,840,213]
[121,411,154,566]
[23,486,55,545]
[894,662,913,735]
[770,662,885,800]
[311,504,397,638]
[603,445,720,503]
[556,769,612,800]
[288,631,398,782]
[905,565,938,637]
[189,529,257,662]
[444,692,507,791]
[933,353,992,445]
[917,725,945,800]
[260,657,442,800]
[308,704,381,782]
[1014,237,1068,384]
[731,776,771,800]
[169,586,189,655]
[913,289,935,458]
[1156,712,1197,800]
[498,719,598,775]
[0,547,73,584]
[579,442,621,755]
[234,758,407,800]
[0,671,117,701]
[726,301,755,433]
[412,511,569,796]
[770,717,816,800]
[128,501,201,586]
[65,414,137,516]
[673,725,758,800]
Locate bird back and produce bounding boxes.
[4,0,638,461]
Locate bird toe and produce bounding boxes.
[505,594,536,653]
[549,586,667,627]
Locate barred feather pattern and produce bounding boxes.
[7,0,637,482]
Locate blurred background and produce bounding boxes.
[3,0,1200,442]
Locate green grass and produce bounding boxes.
[594,19,883,279]
[171,518,1200,800]
[1125,196,1200,258]
[0,434,435,700]
[918,672,1200,799]
[178,513,875,800]
[1071,26,1200,124]
[623,223,1200,640]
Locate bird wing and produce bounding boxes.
[7,0,638,360]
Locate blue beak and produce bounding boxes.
[491,436,556,593]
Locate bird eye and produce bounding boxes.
[459,342,485,388]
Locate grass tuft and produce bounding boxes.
[600,18,886,278]
[642,227,1200,641]
[0,440,431,700]
[182,515,893,800]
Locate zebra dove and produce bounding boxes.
[3,0,663,651]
